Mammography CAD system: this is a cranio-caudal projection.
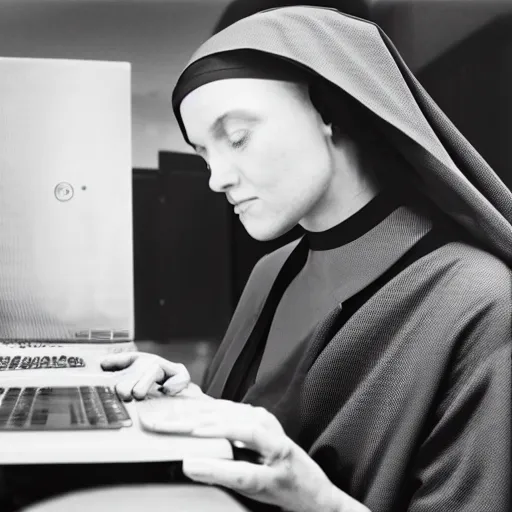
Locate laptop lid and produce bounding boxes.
[0,57,133,343]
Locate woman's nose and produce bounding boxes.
[208,159,240,193]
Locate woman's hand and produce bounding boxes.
[100,352,198,401]
[143,399,368,512]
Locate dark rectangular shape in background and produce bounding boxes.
[133,153,233,341]
[157,152,233,340]
[132,168,163,340]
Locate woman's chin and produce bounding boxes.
[240,216,295,242]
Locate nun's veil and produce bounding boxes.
[172,6,512,265]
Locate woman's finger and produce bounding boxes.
[132,364,165,400]
[191,412,289,460]
[100,352,139,371]
[139,416,197,434]
[182,458,274,495]
[160,372,191,395]
[159,361,190,380]
[115,375,144,401]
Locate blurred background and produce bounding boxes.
[1,0,510,382]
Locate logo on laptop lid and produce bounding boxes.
[54,182,74,202]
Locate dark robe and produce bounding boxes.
[203,193,510,511]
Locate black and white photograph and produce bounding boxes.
[0,1,510,511]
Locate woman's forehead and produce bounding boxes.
[180,78,305,133]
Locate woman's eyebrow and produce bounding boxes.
[210,110,260,138]
[189,110,259,149]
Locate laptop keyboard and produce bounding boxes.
[0,386,131,430]
[0,355,86,371]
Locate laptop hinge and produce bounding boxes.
[74,329,131,342]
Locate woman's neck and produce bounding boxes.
[300,138,381,232]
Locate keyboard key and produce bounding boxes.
[96,386,131,425]
[30,388,51,426]
[0,388,21,426]
[66,356,86,368]
[68,387,86,426]
[8,356,21,370]
[80,386,107,426]
[11,387,37,427]
[20,356,32,369]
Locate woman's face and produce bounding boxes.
[180,78,337,241]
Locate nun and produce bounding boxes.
[102,6,511,512]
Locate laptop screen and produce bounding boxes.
[0,57,133,342]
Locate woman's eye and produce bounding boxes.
[228,130,250,150]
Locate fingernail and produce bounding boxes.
[160,385,183,396]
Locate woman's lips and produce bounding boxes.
[234,198,256,215]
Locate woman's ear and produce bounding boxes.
[323,122,333,138]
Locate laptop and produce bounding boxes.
[0,57,231,464]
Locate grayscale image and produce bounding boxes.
[0,2,510,511]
